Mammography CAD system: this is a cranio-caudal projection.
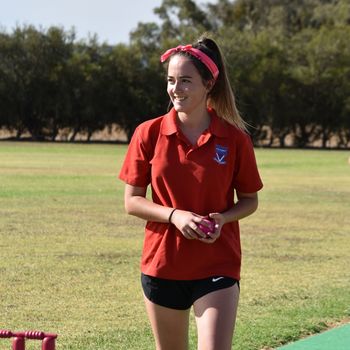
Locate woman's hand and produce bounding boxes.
[171,210,208,240]
[171,210,226,243]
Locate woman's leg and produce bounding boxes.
[143,295,191,350]
[193,284,240,350]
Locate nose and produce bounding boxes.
[173,80,182,93]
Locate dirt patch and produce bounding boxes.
[325,318,350,330]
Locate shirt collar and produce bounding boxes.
[160,107,229,138]
[160,108,178,135]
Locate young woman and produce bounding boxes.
[119,36,263,350]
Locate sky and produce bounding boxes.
[0,0,211,45]
[0,0,163,45]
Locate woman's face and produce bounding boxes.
[167,55,210,116]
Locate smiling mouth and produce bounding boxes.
[173,96,186,102]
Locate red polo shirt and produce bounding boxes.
[119,108,263,280]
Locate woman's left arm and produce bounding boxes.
[220,191,259,224]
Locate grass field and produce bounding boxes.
[0,141,349,350]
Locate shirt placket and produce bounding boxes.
[177,130,212,158]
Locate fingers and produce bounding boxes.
[183,222,206,239]
[183,225,196,240]
[197,227,220,244]
[198,236,216,244]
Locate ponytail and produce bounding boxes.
[193,36,248,132]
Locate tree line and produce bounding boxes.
[0,0,349,148]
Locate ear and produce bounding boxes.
[206,79,215,92]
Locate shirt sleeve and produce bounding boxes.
[233,133,263,193]
[118,125,152,187]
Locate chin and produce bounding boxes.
[173,104,186,113]
[174,106,184,112]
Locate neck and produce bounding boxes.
[177,108,210,130]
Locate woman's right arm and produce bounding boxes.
[124,184,174,223]
[124,184,206,239]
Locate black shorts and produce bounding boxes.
[141,273,239,310]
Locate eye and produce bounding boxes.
[167,77,175,84]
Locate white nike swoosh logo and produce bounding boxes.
[212,277,224,282]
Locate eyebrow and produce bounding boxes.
[167,75,193,79]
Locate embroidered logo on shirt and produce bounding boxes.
[214,145,228,164]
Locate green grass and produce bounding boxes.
[0,142,349,349]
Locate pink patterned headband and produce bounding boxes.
[160,44,219,80]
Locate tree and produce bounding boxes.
[288,25,350,147]
[0,32,17,134]
[0,25,75,140]
[104,43,167,141]
[64,38,110,141]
